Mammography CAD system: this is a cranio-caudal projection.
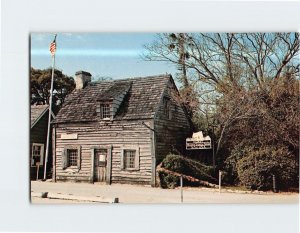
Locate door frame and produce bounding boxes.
[90,145,112,184]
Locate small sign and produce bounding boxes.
[99,154,106,162]
[186,131,211,150]
[186,139,211,150]
[61,133,78,140]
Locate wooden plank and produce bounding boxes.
[150,119,156,187]
[61,133,78,140]
[106,145,112,184]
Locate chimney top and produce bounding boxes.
[75,70,92,89]
[75,70,92,77]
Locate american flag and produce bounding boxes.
[49,34,57,56]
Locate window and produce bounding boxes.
[100,104,111,119]
[95,149,107,167]
[62,145,81,170]
[121,147,140,170]
[31,143,44,166]
[67,149,78,167]
[124,150,136,169]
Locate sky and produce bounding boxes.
[30,33,177,80]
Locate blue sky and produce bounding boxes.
[30,33,176,79]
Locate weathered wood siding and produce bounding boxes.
[154,80,192,164]
[30,111,50,179]
[54,120,153,185]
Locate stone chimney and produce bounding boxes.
[75,71,92,89]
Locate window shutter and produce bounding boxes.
[120,149,124,170]
[62,148,68,169]
[135,147,140,170]
[77,146,81,170]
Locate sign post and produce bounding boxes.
[180,175,183,203]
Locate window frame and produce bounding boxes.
[67,149,79,167]
[120,146,140,171]
[123,149,136,169]
[62,145,81,170]
[31,143,44,167]
[100,103,111,119]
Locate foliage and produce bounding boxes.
[161,154,216,183]
[158,171,179,189]
[145,33,300,190]
[236,146,298,190]
[220,76,299,153]
[144,33,299,89]
[30,67,75,108]
[144,33,299,152]
[224,144,255,184]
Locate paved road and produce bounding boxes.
[31,181,298,204]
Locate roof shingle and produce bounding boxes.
[54,74,171,123]
[31,105,49,127]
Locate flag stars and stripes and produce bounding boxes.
[49,34,57,56]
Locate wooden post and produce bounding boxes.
[90,148,95,183]
[219,170,222,193]
[36,162,40,180]
[106,145,112,185]
[180,175,183,203]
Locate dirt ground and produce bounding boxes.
[31,181,299,204]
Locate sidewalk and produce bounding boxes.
[31,181,298,204]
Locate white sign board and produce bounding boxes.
[61,133,78,140]
[186,131,211,150]
[186,139,211,150]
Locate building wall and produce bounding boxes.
[30,111,50,179]
[54,120,154,185]
[154,80,192,164]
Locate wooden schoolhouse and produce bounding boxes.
[52,71,192,186]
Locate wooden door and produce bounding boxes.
[94,149,107,182]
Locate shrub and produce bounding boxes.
[158,171,179,189]
[161,154,216,183]
[224,144,255,184]
[236,146,298,190]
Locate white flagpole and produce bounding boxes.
[43,35,56,180]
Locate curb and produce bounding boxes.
[31,192,119,203]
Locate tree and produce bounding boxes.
[30,67,75,108]
[236,146,298,190]
[221,75,299,188]
[144,33,299,151]
[144,33,300,189]
[144,33,299,90]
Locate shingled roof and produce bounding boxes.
[54,74,171,123]
[31,105,49,128]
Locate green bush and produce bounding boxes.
[224,144,255,184]
[236,146,298,190]
[158,171,179,189]
[161,154,216,183]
